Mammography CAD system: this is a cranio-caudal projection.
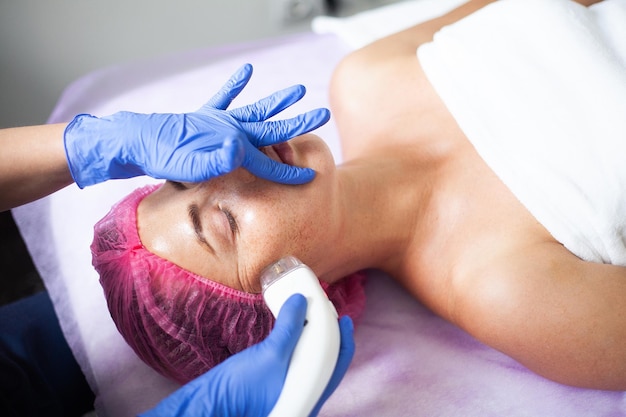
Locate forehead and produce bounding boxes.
[137,184,243,287]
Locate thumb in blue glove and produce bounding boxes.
[310,315,355,416]
[64,63,330,188]
[140,294,355,417]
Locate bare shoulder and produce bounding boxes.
[455,241,626,389]
[328,0,500,160]
[575,0,604,6]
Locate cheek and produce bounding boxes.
[239,202,314,264]
[240,204,292,251]
[234,168,334,274]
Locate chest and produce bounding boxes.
[397,146,554,313]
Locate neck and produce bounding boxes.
[316,150,435,282]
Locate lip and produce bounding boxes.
[263,142,294,165]
[273,142,294,165]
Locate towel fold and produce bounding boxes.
[418,0,626,265]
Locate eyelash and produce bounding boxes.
[222,208,238,235]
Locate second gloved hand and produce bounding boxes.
[141,294,355,417]
[64,63,330,188]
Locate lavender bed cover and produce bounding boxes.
[12,31,626,417]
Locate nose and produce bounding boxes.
[234,167,257,184]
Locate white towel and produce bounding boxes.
[417,0,626,265]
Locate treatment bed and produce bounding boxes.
[12,0,626,415]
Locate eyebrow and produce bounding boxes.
[188,203,215,254]
[170,181,187,190]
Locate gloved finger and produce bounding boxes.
[243,146,316,184]
[201,63,254,111]
[264,294,308,357]
[243,108,331,147]
[228,85,306,122]
[309,316,355,417]
[330,316,356,388]
[186,136,245,182]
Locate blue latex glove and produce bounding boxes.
[140,294,355,417]
[64,63,330,188]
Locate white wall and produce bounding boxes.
[0,0,312,128]
[0,0,400,129]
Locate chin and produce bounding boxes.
[292,134,336,174]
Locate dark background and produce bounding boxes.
[0,210,43,306]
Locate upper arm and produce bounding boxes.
[453,243,626,390]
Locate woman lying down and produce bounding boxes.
[91,0,626,391]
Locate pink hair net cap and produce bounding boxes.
[91,184,367,384]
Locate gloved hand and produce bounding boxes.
[64,63,331,188]
[140,294,355,417]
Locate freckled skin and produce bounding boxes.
[137,0,626,391]
[138,134,343,293]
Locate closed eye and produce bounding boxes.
[222,208,238,235]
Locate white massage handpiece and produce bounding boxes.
[261,256,340,417]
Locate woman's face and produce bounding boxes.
[137,134,338,293]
